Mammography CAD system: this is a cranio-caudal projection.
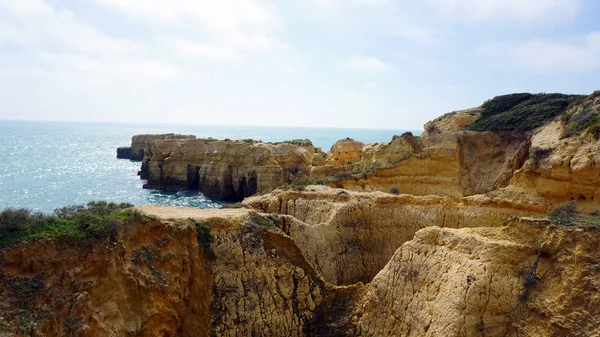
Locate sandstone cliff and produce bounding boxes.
[139,139,317,201]
[353,216,600,337]
[245,186,539,286]
[117,134,196,160]
[0,208,332,336]
[506,93,600,207]
[115,92,600,213]
[2,206,599,336]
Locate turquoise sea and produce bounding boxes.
[0,121,420,213]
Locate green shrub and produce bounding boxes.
[389,186,400,195]
[548,201,577,225]
[251,214,278,228]
[0,208,46,233]
[586,124,600,140]
[270,139,314,147]
[480,93,534,117]
[0,201,140,247]
[468,93,585,131]
[531,148,553,168]
[194,220,213,246]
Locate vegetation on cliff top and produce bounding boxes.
[560,92,600,139]
[468,93,585,131]
[546,201,600,226]
[0,201,145,247]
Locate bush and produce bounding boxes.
[480,93,534,117]
[531,148,553,168]
[468,93,585,131]
[548,201,577,225]
[0,201,140,247]
[251,214,278,228]
[389,186,400,195]
[0,208,45,234]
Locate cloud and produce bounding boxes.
[338,56,395,72]
[514,32,600,71]
[395,26,436,46]
[0,0,136,55]
[427,0,580,21]
[162,37,242,63]
[313,0,393,7]
[36,53,180,83]
[93,0,284,62]
[0,0,182,84]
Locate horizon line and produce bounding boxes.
[0,118,425,132]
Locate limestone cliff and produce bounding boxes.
[117,134,196,160]
[0,208,331,337]
[245,186,539,286]
[139,139,316,201]
[506,93,600,208]
[116,92,600,211]
[2,206,599,337]
[352,217,600,337]
[334,111,530,199]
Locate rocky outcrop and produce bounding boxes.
[116,146,132,159]
[140,139,316,201]
[326,139,365,167]
[117,134,196,160]
[505,94,600,208]
[336,114,531,199]
[116,92,600,211]
[0,208,333,337]
[245,186,539,286]
[352,217,600,337]
[2,206,599,337]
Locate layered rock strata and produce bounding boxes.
[1,207,599,336]
[116,134,196,160]
[353,217,600,337]
[139,139,319,200]
[245,186,539,285]
[0,208,332,336]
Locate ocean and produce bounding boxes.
[0,120,421,214]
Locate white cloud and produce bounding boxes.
[366,81,379,88]
[514,32,600,71]
[37,53,180,83]
[338,56,395,72]
[313,0,393,7]
[0,0,180,84]
[427,0,580,21]
[163,37,242,63]
[395,26,436,46]
[0,0,136,55]
[92,0,284,62]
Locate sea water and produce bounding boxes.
[0,120,420,213]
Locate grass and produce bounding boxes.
[544,201,600,226]
[468,93,586,132]
[561,103,600,139]
[194,220,213,246]
[251,214,278,228]
[0,201,144,247]
[270,139,314,147]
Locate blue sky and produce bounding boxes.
[0,0,599,129]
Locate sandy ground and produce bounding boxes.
[136,205,251,220]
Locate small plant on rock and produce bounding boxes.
[548,201,577,225]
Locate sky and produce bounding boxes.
[0,0,599,129]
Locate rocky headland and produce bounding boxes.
[1,91,600,336]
